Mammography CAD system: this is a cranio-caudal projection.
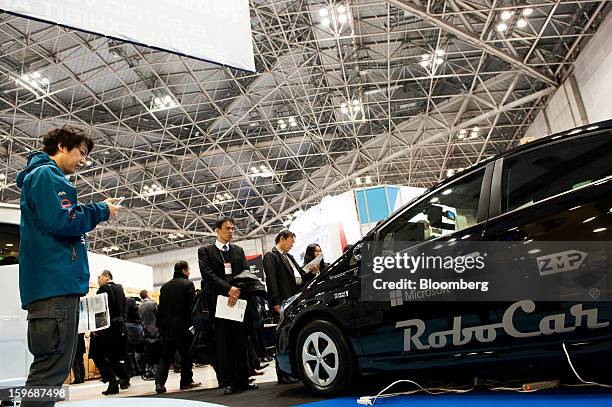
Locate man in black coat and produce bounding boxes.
[155,261,201,394]
[263,229,316,315]
[198,216,257,395]
[89,270,130,395]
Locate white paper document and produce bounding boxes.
[303,253,323,272]
[78,293,111,333]
[215,295,247,322]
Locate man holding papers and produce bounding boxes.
[198,217,256,395]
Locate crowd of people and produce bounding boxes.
[17,126,329,405]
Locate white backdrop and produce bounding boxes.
[0,0,255,71]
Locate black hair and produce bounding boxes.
[101,270,113,280]
[42,125,94,156]
[139,290,149,300]
[215,216,235,230]
[174,260,189,274]
[275,229,296,244]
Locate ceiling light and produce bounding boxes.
[593,228,607,233]
[457,133,466,140]
[319,7,328,17]
[321,17,330,27]
[442,189,453,195]
[32,72,41,79]
[5,243,13,247]
[143,185,150,190]
[434,49,445,56]
[260,165,267,171]
[250,166,259,173]
[40,77,50,85]
[288,116,296,122]
[583,217,596,223]
[177,233,184,238]
[459,129,467,135]
[249,122,257,127]
[280,123,287,129]
[290,121,297,127]
[85,160,92,166]
[587,126,599,131]
[435,57,444,65]
[447,169,455,177]
[0,174,5,180]
[337,5,346,14]
[421,54,430,60]
[352,99,359,106]
[277,119,284,124]
[224,193,231,199]
[355,177,362,185]
[517,18,527,28]
[365,175,372,184]
[522,7,533,16]
[338,14,348,24]
[430,197,440,203]
[501,10,513,20]
[341,106,348,114]
[420,60,429,68]
[496,22,508,32]
[469,132,479,139]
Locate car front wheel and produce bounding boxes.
[296,319,357,395]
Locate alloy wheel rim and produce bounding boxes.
[301,331,339,387]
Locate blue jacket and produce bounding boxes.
[16,152,110,309]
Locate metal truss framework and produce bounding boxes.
[0,0,608,257]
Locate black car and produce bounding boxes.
[276,120,612,395]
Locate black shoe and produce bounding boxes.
[224,385,239,395]
[119,379,130,390]
[242,383,258,391]
[278,377,299,384]
[102,383,119,395]
[180,382,202,390]
[155,385,167,394]
[262,356,274,363]
[256,362,270,370]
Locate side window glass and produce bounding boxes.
[0,223,19,266]
[502,131,612,213]
[378,169,485,255]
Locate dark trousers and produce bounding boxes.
[93,354,129,385]
[155,332,194,387]
[22,295,80,407]
[214,318,249,388]
[71,353,85,383]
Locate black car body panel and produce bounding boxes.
[276,120,612,386]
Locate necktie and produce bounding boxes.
[222,244,229,252]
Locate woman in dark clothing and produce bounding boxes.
[302,243,328,274]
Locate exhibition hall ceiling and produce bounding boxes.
[0,0,607,256]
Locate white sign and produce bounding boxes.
[0,0,255,71]
[78,293,111,333]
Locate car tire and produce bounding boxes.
[296,319,357,395]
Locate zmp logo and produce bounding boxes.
[537,250,587,276]
[57,191,66,196]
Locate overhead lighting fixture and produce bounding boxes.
[141,183,167,197]
[522,7,533,16]
[337,5,346,14]
[5,243,14,247]
[340,98,364,121]
[319,7,329,17]
[338,13,348,24]
[365,175,372,184]
[213,192,234,204]
[321,17,330,27]
[419,51,445,69]
[501,10,513,20]
[586,126,599,131]
[517,18,528,28]
[593,228,607,233]
[249,164,274,179]
[150,94,178,112]
[434,49,445,56]
[15,72,51,98]
[85,160,92,166]
[0,174,5,180]
[442,189,453,196]
[496,22,508,32]
[355,177,362,185]
[249,122,257,127]
[446,169,455,177]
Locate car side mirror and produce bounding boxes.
[353,243,363,262]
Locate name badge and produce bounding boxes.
[224,262,232,275]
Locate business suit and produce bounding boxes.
[263,247,314,308]
[156,272,196,388]
[198,242,250,389]
[90,281,129,387]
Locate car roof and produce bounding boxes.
[360,118,612,240]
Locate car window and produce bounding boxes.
[0,223,19,266]
[377,169,485,255]
[502,131,612,213]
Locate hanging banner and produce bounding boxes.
[0,0,256,71]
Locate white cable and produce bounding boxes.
[357,379,473,405]
[562,342,612,388]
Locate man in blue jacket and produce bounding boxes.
[16,125,121,406]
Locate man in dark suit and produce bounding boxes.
[198,217,257,395]
[155,261,201,394]
[264,230,316,315]
[90,270,130,395]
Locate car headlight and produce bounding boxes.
[280,293,301,320]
